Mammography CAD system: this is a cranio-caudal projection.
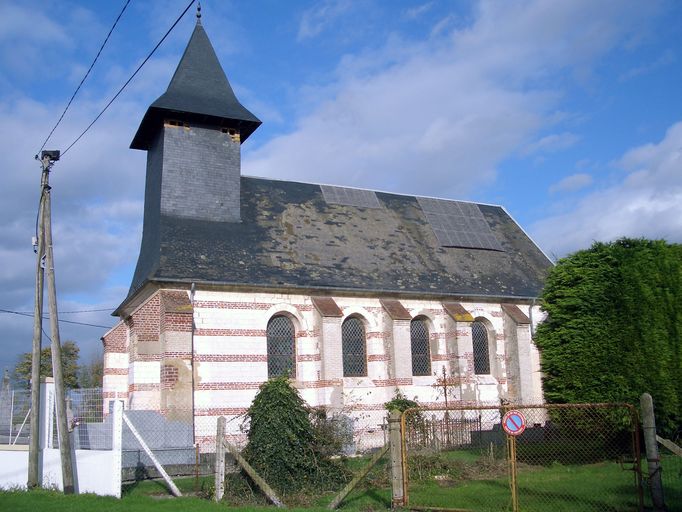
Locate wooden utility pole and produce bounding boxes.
[27,163,47,488]
[30,151,75,493]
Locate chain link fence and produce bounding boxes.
[402,403,642,512]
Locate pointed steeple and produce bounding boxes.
[131,16,260,150]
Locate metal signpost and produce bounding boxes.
[502,410,526,512]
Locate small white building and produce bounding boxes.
[102,16,551,451]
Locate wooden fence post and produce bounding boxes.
[388,410,405,508]
[640,393,665,511]
[215,416,226,502]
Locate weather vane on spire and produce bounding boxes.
[196,2,202,23]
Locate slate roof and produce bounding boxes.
[130,21,261,150]
[126,176,552,305]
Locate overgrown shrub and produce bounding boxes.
[241,377,350,495]
[385,390,419,413]
[385,390,425,433]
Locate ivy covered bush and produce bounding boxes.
[384,390,419,413]
[534,238,682,436]
[242,377,350,495]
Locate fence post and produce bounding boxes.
[39,378,55,451]
[214,416,226,502]
[640,393,665,511]
[111,401,123,499]
[8,390,14,444]
[388,410,405,508]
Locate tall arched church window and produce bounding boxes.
[342,317,367,377]
[410,318,431,376]
[267,315,295,378]
[472,321,491,375]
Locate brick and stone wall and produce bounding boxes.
[104,288,544,451]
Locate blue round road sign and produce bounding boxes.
[502,410,526,436]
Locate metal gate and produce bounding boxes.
[401,403,642,511]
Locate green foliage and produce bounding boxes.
[384,390,419,412]
[535,238,682,435]
[14,340,81,389]
[241,376,350,495]
[78,354,104,388]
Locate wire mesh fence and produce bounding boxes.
[402,403,642,512]
[655,440,682,511]
[0,388,31,445]
[121,407,199,481]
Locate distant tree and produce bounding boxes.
[78,355,104,388]
[14,340,81,389]
[534,238,682,436]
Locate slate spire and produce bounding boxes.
[130,13,260,150]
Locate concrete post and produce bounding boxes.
[111,401,123,498]
[640,393,665,511]
[215,416,226,502]
[388,411,404,508]
[39,378,55,450]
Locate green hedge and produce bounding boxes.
[534,238,682,436]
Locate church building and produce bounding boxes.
[102,14,552,450]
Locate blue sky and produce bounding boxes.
[1,0,681,375]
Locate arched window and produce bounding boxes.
[410,318,431,376]
[342,317,366,377]
[472,321,491,375]
[267,315,295,378]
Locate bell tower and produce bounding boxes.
[128,8,260,292]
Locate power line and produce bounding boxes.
[58,308,115,314]
[38,0,133,155]
[61,0,197,157]
[2,307,114,314]
[0,309,112,329]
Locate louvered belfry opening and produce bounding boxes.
[267,315,295,378]
[410,318,431,376]
[472,321,491,375]
[342,317,367,377]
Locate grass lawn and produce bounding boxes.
[1,451,677,512]
[407,461,643,512]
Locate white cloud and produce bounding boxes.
[549,173,593,194]
[0,3,69,44]
[523,132,580,156]
[405,2,434,20]
[619,48,675,81]
[297,0,353,41]
[532,121,682,256]
[246,0,657,199]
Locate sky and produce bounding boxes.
[1,0,681,377]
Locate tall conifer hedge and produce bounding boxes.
[535,238,682,436]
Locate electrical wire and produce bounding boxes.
[0,309,112,329]
[37,0,132,155]
[61,0,196,157]
[58,308,115,314]
[3,307,114,314]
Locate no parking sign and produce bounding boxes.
[502,410,527,436]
